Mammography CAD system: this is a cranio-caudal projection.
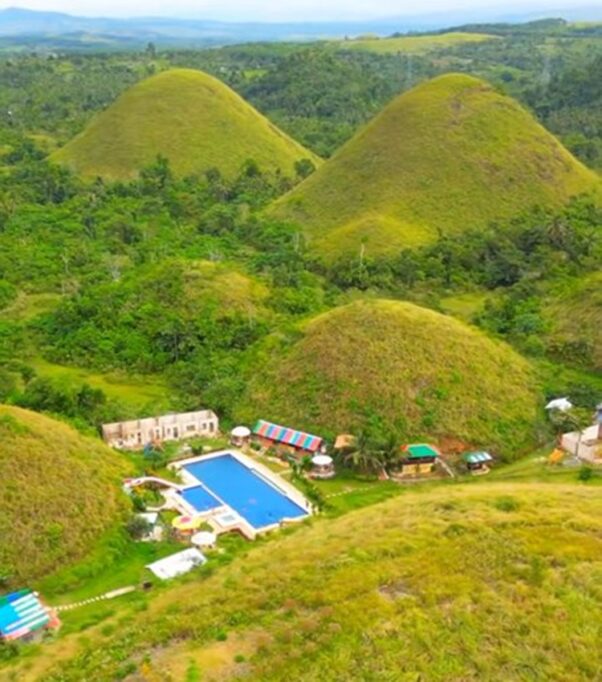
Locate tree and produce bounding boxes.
[126,515,153,540]
[294,158,316,179]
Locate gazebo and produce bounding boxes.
[463,451,493,474]
[310,454,335,479]
[230,425,251,447]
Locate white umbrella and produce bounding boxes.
[191,531,217,548]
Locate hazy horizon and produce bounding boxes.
[1,0,601,22]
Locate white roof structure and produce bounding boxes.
[191,531,217,547]
[231,426,251,438]
[312,454,333,467]
[146,548,206,580]
[545,397,573,412]
[137,512,159,525]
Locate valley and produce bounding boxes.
[0,12,600,681]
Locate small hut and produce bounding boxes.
[463,451,493,475]
[310,454,335,479]
[396,443,440,477]
[231,425,251,448]
[334,434,356,452]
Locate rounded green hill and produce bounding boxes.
[236,299,542,456]
[0,406,129,584]
[271,73,600,261]
[51,68,320,180]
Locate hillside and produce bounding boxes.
[43,259,271,372]
[544,272,602,371]
[0,406,128,585]
[271,73,600,261]
[25,482,602,681]
[236,299,542,457]
[51,68,320,180]
[338,31,497,54]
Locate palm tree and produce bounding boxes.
[340,430,383,474]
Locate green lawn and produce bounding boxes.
[2,292,62,322]
[28,357,171,413]
[337,32,497,54]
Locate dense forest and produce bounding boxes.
[0,20,600,437]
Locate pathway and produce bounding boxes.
[54,586,137,612]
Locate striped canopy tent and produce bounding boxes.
[253,420,323,453]
[463,451,493,464]
[0,590,55,642]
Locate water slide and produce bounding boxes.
[123,476,183,491]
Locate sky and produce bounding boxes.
[0,0,599,21]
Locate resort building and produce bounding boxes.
[252,419,324,457]
[101,410,219,449]
[0,590,60,642]
[561,424,602,463]
[395,443,441,478]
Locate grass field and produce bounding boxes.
[337,31,497,54]
[236,299,543,458]
[0,406,129,585]
[51,68,321,180]
[10,480,601,681]
[271,74,600,261]
[2,292,62,322]
[28,357,171,413]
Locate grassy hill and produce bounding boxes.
[236,299,542,457]
[271,74,600,261]
[0,405,128,585]
[24,482,602,681]
[337,31,497,54]
[544,272,602,371]
[51,68,320,181]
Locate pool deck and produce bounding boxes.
[166,449,312,539]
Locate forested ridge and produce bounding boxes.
[0,20,600,436]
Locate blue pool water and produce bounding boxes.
[179,485,222,513]
[182,454,308,530]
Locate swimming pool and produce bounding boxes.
[178,485,222,513]
[182,453,308,530]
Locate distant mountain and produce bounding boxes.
[0,6,601,49]
[270,74,600,261]
[51,68,320,180]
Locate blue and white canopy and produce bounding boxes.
[0,590,50,641]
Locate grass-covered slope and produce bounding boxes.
[237,299,542,456]
[544,272,602,371]
[38,483,602,681]
[338,31,497,54]
[0,406,128,585]
[271,74,600,261]
[51,68,320,180]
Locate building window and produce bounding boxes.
[209,421,215,433]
